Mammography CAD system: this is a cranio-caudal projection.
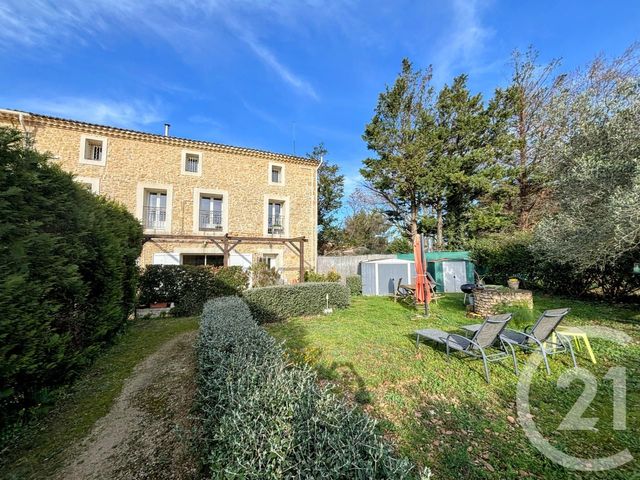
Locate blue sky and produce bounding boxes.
[1,0,639,202]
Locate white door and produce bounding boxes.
[443,261,467,293]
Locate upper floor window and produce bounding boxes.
[79,134,107,166]
[199,195,223,231]
[267,200,285,235]
[268,162,285,185]
[143,190,168,230]
[193,188,228,234]
[181,150,202,176]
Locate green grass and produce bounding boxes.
[0,316,199,480]
[267,294,640,479]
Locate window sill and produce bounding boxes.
[79,158,106,167]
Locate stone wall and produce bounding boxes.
[473,287,533,316]
[0,111,318,281]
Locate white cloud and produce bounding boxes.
[432,0,494,84]
[0,0,322,99]
[12,97,164,129]
[230,25,319,101]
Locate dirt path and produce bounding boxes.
[56,330,199,480]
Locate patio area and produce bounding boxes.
[267,294,640,479]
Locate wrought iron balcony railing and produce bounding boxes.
[268,215,285,234]
[199,210,223,231]
[143,206,167,229]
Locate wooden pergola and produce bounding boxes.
[143,233,308,282]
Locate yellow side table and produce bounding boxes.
[553,326,597,364]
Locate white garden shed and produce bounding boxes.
[361,258,416,296]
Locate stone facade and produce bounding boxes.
[473,287,533,316]
[0,109,319,281]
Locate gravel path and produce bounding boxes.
[56,330,199,480]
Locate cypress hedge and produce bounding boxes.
[0,128,143,428]
[196,296,427,479]
[243,282,350,323]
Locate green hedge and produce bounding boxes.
[0,128,143,427]
[346,275,363,296]
[469,232,594,296]
[138,265,248,316]
[304,269,341,282]
[196,296,425,479]
[243,282,350,323]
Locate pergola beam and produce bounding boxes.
[143,233,309,282]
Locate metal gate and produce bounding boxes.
[443,261,467,293]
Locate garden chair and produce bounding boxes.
[501,308,577,375]
[394,278,414,304]
[415,313,516,383]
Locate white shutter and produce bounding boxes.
[153,252,180,265]
[229,252,253,270]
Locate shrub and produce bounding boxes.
[468,231,536,286]
[249,261,281,287]
[0,128,143,427]
[346,275,363,296]
[305,269,341,283]
[196,296,425,479]
[138,265,248,316]
[244,282,350,323]
[468,232,594,296]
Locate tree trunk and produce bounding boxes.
[436,204,444,250]
[410,202,418,238]
[516,93,530,230]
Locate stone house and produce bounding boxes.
[0,108,319,282]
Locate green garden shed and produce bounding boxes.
[397,251,475,293]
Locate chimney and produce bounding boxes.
[163,123,171,137]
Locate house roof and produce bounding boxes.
[0,108,320,166]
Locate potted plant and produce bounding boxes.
[507,277,520,290]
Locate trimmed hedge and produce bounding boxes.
[138,265,248,316]
[0,128,143,426]
[196,296,426,479]
[243,282,350,323]
[346,275,363,296]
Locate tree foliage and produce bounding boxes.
[491,47,565,229]
[308,143,344,254]
[535,44,640,273]
[0,127,143,426]
[362,58,433,236]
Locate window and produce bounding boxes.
[75,176,100,194]
[268,162,285,185]
[143,190,167,230]
[260,253,279,269]
[181,150,202,175]
[199,195,223,231]
[85,140,102,161]
[182,254,223,267]
[185,153,199,173]
[271,165,282,183]
[79,135,108,166]
[267,201,284,234]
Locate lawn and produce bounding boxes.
[267,294,640,479]
[0,315,199,480]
